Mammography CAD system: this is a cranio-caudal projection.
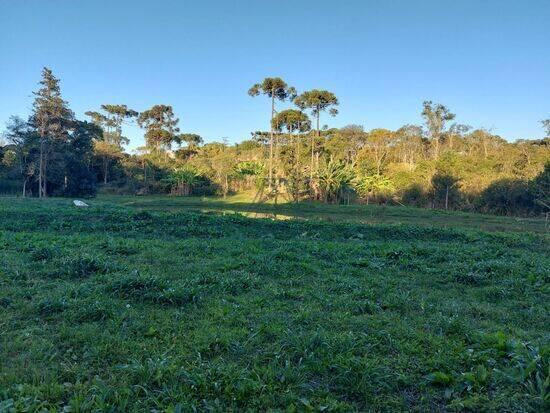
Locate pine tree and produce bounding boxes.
[30,67,73,197]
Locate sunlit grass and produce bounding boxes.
[96,194,549,234]
[0,197,548,411]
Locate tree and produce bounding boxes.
[248,77,296,189]
[137,105,181,152]
[364,129,394,175]
[233,160,264,191]
[272,109,311,135]
[272,109,311,200]
[395,125,424,167]
[530,162,550,212]
[294,90,339,180]
[431,152,464,210]
[211,147,236,198]
[445,123,471,151]
[86,104,137,148]
[272,109,311,165]
[174,133,204,160]
[93,140,123,184]
[30,67,74,197]
[466,129,503,160]
[480,179,534,215]
[85,105,137,184]
[421,101,455,160]
[101,104,138,145]
[431,173,461,210]
[542,118,550,137]
[2,116,37,196]
[62,121,101,196]
[177,133,203,148]
[337,124,367,163]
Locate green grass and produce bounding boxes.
[0,196,548,411]
[99,193,549,234]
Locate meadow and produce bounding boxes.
[0,196,548,412]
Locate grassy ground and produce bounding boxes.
[0,196,548,411]
[98,193,549,234]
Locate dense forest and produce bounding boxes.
[1,67,549,216]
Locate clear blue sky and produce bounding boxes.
[1,0,549,150]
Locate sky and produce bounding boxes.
[1,0,549,150]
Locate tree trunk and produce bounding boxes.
[295,128,299,170]
[445,185,449,210]
[38,136,44,198]
[224,175,228,198]
[143,160,147,184]
[43,152,48,198]
[274,133,279,189]
[104,158,109,184]
[269,93,275,190]
[311,111,320,181]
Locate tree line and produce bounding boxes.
[1,68,549,216]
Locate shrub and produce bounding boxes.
[478,179,534,215]
[431,173,462,210]
[529,162,550,211]
[401,184,429,207]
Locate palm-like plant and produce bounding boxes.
[316,159,355,203]
[353,174,395,204]
[165,167,201,196]
[233,161,265,190]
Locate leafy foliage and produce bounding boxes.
[138,105,180,151]
[1,69,549,218]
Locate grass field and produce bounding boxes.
[100,193,549,234]
[0,196,548,411]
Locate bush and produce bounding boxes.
[478,179,534,215]
[401,184,429,207]
[529,162,550,211]
[431,173,462,210]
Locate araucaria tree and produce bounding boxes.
[294,90,339,179]
[30,67,74,197]
[421,101,455,160]
[272,109,311,167]
[248,77,296,189]
[85,104,138,183]
[86,104,138,147]
[137,105,181,152]
[3,69,550,218]
[177,133,203,148]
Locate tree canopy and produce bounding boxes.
[137,105,180,151]
[1,68,548,218]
